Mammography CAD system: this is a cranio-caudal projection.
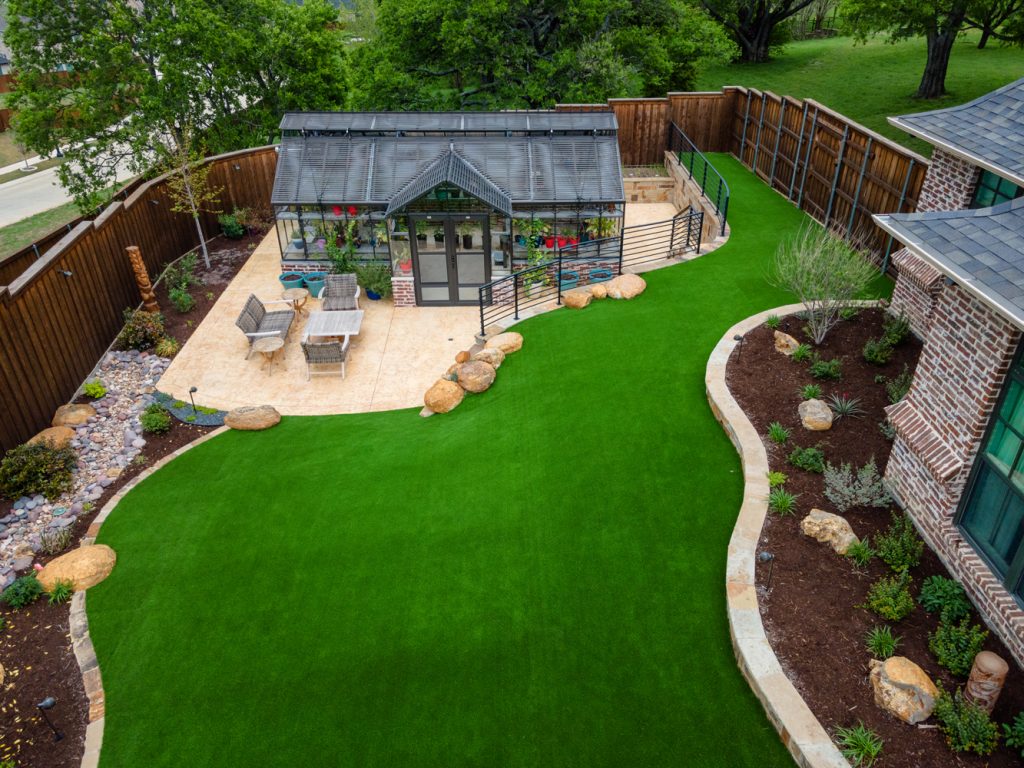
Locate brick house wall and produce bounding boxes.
[392,276,415,306]
[885,282,1024,665]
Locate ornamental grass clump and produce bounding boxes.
[846,537,876,568]
[864,625,900,660]
[823,459,891,513]
[834,722,883,767]
[768,488,798,515]
[767,422,790,444]
[47,579,75,605]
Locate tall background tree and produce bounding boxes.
[5,0,346,210]
[344,0,735,110]
[844,0,972,99]
[965,0,1024,48]
[699,0,817,62]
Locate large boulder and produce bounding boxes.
[28,426,76,449]
[486,332,523,354]
[773,331,800,356]
[472,348,505,369]
[800,509,859,555]
[455,351,471,364]
[869,657,939,724]
[225,405,281,431]
[590,283,608,300]
[37,545,116,592]
[605,273,647,300]
[563,288,592,309]
[455,361,496,394]
[52,403,96,427]
[798,398,833,431]
[424,379,464,413]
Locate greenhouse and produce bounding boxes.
[270,111,626,306]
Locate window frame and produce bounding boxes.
[971,169,1024,209]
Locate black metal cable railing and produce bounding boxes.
[669,123,729,237]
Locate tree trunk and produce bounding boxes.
[193,214,211,269]
[738,22,774,63]
[916,29,957,98]
[978,26,992,48]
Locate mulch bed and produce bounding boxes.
[0,231,265,768]
[727,308,1024,768]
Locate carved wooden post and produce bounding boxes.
[126,245,159,313]
[965,651,1008,714]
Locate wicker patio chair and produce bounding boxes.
[321,273,361,311]
[235,294,295,359]
[301,338,350,380]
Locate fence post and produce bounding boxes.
[882,158,917,274]
[768,98,786,189]
[797,107,819,209]
[514,274,520,320]
[789,101,810,200]
[847,136,873,239]
[823,124,850,229]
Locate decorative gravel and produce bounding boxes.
[152,392,226,427]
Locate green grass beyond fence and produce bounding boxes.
[87,156,892,767]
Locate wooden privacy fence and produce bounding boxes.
[0,145,278,451]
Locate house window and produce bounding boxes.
[957,349,1024,602]
[972,170,1024,209]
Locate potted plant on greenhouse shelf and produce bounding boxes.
[415,220,429,243]
[373,223,388,248]
[291,229,305,250]
[457,222,475,249]
[433,226,445,245]
[586,217,616,239]
[356,264,393,300]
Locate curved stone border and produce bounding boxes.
[72,425,230,768]
[706,302,879,768]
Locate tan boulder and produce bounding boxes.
[798,398,833,431]
[472,348,505,369]
[455,351,471,364]
[590,283,608,299]
[37,545,116,592]
[486,332,523,354]
[800,509,859,555]
[563,288,592,309]
[28,426,76,449]
[773,331,800,356]
[605,273,647,299]
[225,405,281,431]
[455,361,496,393]
[869,657,939,724]
[52,403,96,427]
[424,379,464,413]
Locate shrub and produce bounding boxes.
[862,337,893,365]
[933,687,999,755]
[140,404,172,435]
[218,210,246,239]
[834,722,883,767]
[1004,712,1024,758]
[768,488,798,515]
[875,512,923,573]
[168,286,196,313]
[799,383,822,400]
[879,419,896,441]
[885,364,913,404]
[764,314,781,329]
[116,309,165,351]
[864,625,900,660]
[47,579,74,605]
[827,393,864,418]
[40,526,73,556]
[162,253,202,291]
[767,470,788,488]
[791,344,812,362]
[929,617,988,676]
[846,537,876,568]
[882,312,911,347]
[0,441,77,500]
[839,307,860,321]
[354,263,394,299]
[767,422,790,444]
[788,445,825,473]
[82,379,107,398]
[918,575,972,623]
[824,459,891,513]
[768,224,878,344]
[865,572,914,621]
[1,574,43,609]
[155,336,181,358]
[809,356,842,380]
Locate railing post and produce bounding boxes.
[686,212,693,254]
[719,197,728,237]
[478,288,486,337]
[700,162,708,196]
[617,229,624,276]
[687,144,695,178]
[514,274,520,320]
[556,251,563,305]
[669,215,677,257]
[697,212,704,252]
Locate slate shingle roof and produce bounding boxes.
[874,196,1024,328]
[889,77,1024,187]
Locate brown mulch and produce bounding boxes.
[0,231,266,768]
[727,308,1024,768]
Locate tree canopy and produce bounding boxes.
[700,0,817,62]
[5,0,347,210]
[344,0,735,110]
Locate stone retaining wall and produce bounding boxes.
[623,176,675,204]
[665,152,728,243]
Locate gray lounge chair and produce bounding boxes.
[235,294,295,358]
[321,274,361,311]
[301,338,350,380]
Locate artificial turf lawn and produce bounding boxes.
[88,156,893,767]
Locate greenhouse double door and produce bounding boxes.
[410,214,491,306]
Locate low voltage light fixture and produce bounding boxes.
[36,696,63,742]
[188,386,198,415]
[758,550,775,590]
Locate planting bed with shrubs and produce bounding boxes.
[728,307,1024,767]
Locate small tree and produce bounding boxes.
[163,127,222,269]
[769,225,877,344]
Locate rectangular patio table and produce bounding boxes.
[302,310,365,343]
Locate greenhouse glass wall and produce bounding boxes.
[270,111,625,306]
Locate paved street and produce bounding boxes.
[0,164,74,227]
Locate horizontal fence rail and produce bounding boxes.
[669,124,729,236]
[478,211,703,335]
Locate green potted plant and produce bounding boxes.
[356,264,394,300]
[433,226,445,245]
[586,217,617,239]
[415,220,429,243]
[457,222,475,249]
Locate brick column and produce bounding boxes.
[889,248,943,337]
[916,149,981,213]
[884,283,1024,665]
[391,276,415,306]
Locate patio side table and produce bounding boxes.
[252,336,285,375]
[282,287,310,316]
